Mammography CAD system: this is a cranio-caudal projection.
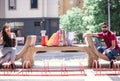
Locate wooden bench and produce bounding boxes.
[15,35,120,68]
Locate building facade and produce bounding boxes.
[58,0,83,15]
[0,0,83,44]
[0,0,59,44]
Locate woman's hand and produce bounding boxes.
[0,32,2,37]
[0,32,3,44]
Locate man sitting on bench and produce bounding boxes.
[83,22,120,61]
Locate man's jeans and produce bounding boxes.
[97,47,118,60]
[94,37,119,60]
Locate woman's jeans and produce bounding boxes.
[1,47,16,64]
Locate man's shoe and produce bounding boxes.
[110,60,114,68]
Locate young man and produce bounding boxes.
[83,22,119,61]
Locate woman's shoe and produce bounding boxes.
[0,64,2,69]
[8,61,16,69]
[10,63,16,69]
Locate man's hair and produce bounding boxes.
[101,22,108,27]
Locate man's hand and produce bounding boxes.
[103,49,111,55]
[103,51,106,55]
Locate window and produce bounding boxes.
[7,22,24,37]
[31,0,38,9]
[58,0,60,7]
[50,20,57,27]
[34,21,40,26]
[8,0,16,10]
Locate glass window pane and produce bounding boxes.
[34,22,40,26]
[31,0,38,8]
[9,0,16,10]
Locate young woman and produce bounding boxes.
[0,24,17,69]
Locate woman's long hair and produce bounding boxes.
[2,25,12,46]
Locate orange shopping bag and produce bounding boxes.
[52,30,60,46]
[46,33,56,46]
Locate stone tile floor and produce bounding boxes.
[0,46,120,81]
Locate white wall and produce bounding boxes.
[0,0,5,18]
[5,0,42,18]
[0,0,58,18]
[4,0,59,18]
[44,0,59,17]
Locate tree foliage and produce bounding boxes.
[110,0,120,35]
[59,7,85,34]
[59,0,120,42]
[83,0,120,35]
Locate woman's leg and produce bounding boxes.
[9,47,16,69]
[0,47,11,64]
[10,47,16,62]
[1,54,11,64]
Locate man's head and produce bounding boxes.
[101,22,109,33]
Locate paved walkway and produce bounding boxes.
[0,46,120,81]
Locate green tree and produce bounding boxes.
[59,7,85,34]
[83,0,107,33]
[110,0,120,35]
[83,0,120,35]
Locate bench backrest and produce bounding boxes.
[16,35,36,60]
[25,35,36,47]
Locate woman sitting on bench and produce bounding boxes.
[0,24,17,69]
